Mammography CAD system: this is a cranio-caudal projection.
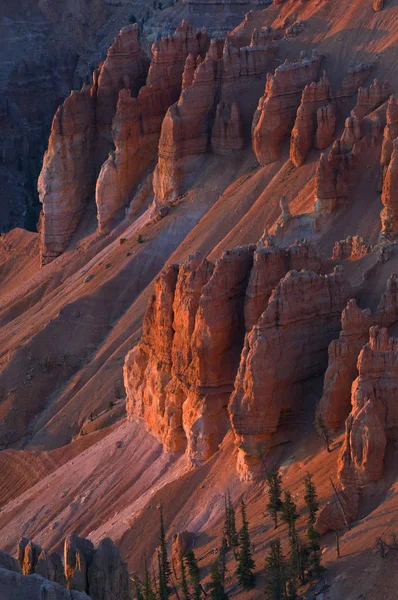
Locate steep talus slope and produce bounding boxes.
[1,0,398,598]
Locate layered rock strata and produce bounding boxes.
[153,32,278,206]
[290,73,332,167]
[96,22,208,232]
[335,62,373,99]
[230,267,351,479]
[252,51,322,165]
[351,79,390,120]
[39,25,149,264]
[332,235,371,260]
[380,95,398,176]
[317,299,374,431]
[315,104,336,150]
[124,242,323,464]
[338,327,398,487]
[381,138,398,236]
[16,534,130,600]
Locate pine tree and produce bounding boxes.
[289,531,309,586]
[306,525,324,578]
[236,500,256,590]
[314,414,331,453]
[304,473,319,526]
[219,534,228,583]
[133,576,144,600]
[226,492,239,552]
[264,538,287,600]
[180,554,189,600]
[159,506,171,592]
[280,491,299,538]
[266,466,283,529]
[209,562,229,600]
[185,549,201,600]
[158,548,168,600]
[143,557,156,600]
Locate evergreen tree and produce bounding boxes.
[209,561,229,600]
[280,491,299,538]
[288,532,309,586]
[185,550,201,600]
[266,466,283,529]
[180,554,189,600]
[143,557,156,600]
[314,414,331,453]
[159,506,171,591]
[133,576,144,600]
[158,548,168,600]
[304,473,319,526]
[306,525,324,578]
[264,538,287,600]
[219,534,228,583]
[236,500,256,590]
[226,492,239,552]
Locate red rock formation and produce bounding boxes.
[351,79,390,120]
[230,267,351,480]
[244,240,322,331]
[314,139,362,228]
[39,24,149,264]
[153,33,278,206]
[380,95,398,176]
[373,0,384,12]
[290,73,331,167]
[211,102,244,155]
[96,22,208,232]
[377,273,398,327]
[315,104,336,150]
[252,51,322,165]
[338,327,398,487]
[381,138,398,236]
[125,248,255,462]
[335,62,373,98]
[317,299,374,431]
[332,235,371,260]
[340,116,362,151]
[38,86,95,265]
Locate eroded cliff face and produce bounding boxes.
[252,50,322,165]
[38,24,149,264]
[152,30,279,206]
[124,241,350,476]
[317,299,374,431]
[230,266,351,479]
[338,327,398,488]
[381,137,398,237]
[96,21,208,232]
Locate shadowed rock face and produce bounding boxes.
[381,138,398,236]
[38,24,149,265]
[338,327,398,488]
[124,241,349,475]
[381,95,398,174]
[11,534,130,600]
[252,50,322,165]
[317,299,374,432]
[96,22,208,233]
[230,267,351,480]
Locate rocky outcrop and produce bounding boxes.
[351,79,390,120]
[315,104,336,150]
[39,25,149,264]
[0,550,21,574]
[244,240,322,331]
[290,74,331,167]
[96,22,207,232]
[313,139,362,228]
[380,95,398,180]
[338,327,398,487]
[230,267,351,479]
[252,51,322,165]
[332,235,371,260]
[172,531,195,562]
[65,533,95,591]
[373,0,384,12]
[0,567,90,600]
[336,62,373,98]
[125,248,254,462]
[87,538,131,600]
[153,32,278,206]
[317,300,374,431]
[377,273,398,327]
[381,138,398,236]
[19,538,42,576]
[125,241,323,465]
[211,103,244,155]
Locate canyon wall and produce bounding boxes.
[124,241,350,478]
